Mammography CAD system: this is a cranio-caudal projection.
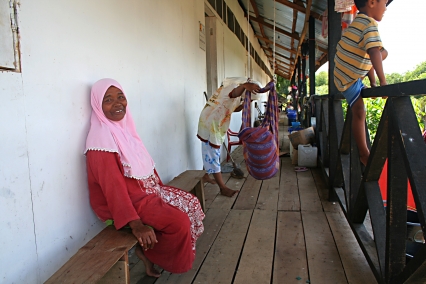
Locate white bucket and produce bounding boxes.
[298,144,317,167]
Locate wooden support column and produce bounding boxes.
[302,52,307,98]
[296,56,302,109]
[309,16,315,97]
[301,48,307,126]
[297,56,302,91]
[327,0,342,201]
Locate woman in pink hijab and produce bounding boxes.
[85,78,204,277]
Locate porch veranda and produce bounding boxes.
[129,113,376,284]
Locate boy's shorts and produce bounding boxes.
[201,141,221,174]
[342,79,365,107]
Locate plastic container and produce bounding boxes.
[287,109,297,124]
[298,144,317,167]
[291,121,301,128]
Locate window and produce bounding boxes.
[0,0,20,72]
[216,0,223,19]
[208,0,215,10]
[227,6,234,33]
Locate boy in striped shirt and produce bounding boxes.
[334,0,388,166]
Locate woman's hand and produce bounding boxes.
[128,219,158,250]
[243,82,260,93]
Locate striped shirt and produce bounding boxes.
[334,14,384,92]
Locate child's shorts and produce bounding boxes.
[201,141,221,174]
[342,79,365,107]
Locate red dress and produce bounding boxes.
[86,151,204,273]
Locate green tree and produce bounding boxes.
[315,71,328,95]
[276,76,290,94]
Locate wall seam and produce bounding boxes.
[20,73,41,282]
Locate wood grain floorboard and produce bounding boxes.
[193,210,252,284]
[273,211,309,283]
[233,209,277,284]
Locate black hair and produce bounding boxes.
[354,0,368,9]
[354,0,382,10]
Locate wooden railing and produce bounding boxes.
[311,79,426,283]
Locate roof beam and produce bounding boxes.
[249,0,267,43]
[268,58,293,69]
[275,0,322,20]
[248,15,300,41]
[289,0,312,78]
[255,35,298,55]
[275,70,289,79]
[264,49,294,64]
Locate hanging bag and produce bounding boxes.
[238,81,280,180]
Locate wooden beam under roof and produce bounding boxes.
[249,0,268,45]
[264,47,294,62]
[275,69,289,79]
[268,56,293,68]
[275,0,322,20]
[268,55,291,71]
[289,0,312,78]
[248,15,300,41]
[276,64,290,72]
[272,57,292,66]
[255,35,298,55]
[290,0,299,64]
[276,68,290,77]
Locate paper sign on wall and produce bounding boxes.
[199,22,206,51]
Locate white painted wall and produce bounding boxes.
[0,0,272,283]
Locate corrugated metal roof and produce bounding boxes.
[240,0,328,79]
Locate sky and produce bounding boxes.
[318,0,426,74]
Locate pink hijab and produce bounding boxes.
[85,78,155,179]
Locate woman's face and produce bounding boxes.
[102,86,127,121]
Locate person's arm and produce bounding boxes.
[367,48,388,87]
[87,151,157,249]
[229,82,260,98]
[368,47,387,86]
[234,104,244,112]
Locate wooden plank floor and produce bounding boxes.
[130,114,377,284]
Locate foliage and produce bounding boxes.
[276,76,291,101]
[315,71,328,95]
[365,98,386,141]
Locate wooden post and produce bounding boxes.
[327,0,342,201]
[291,66,296,100]
[301,48,307,126]
[296,57,302,111]
[309,16,315,97]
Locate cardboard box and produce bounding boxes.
[289,127,315,149]
[292,149,298,165]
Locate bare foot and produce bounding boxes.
[135,245,161,278]
[202,173,217,184]
[220,187,239,197]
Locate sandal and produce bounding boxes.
[294,166,308,172]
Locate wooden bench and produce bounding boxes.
[45,170,205,283]
[166,170,205,211]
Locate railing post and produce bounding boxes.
[386,98,408,282]
[327,0,341,201]
[309,16,315,98]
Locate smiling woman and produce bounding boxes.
[84,78,205,277]
[101,86,127,121]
